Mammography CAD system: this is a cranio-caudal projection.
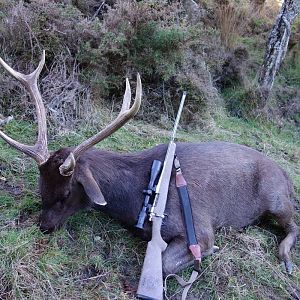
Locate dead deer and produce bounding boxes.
[0,52,298,276]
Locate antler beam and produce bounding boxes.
[0,51,49,165]
[59,74,142,176]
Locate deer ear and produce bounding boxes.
[77,167,107,206]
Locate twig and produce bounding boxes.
[0,116,14,127]
[75,273,108,283]
[91,1,106,20]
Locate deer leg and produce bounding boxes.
[162,236,192,276]
[163,226,216,275]
[277,218,299,274]
[270,200,299,273]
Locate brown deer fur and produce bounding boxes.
[38,141,298,274]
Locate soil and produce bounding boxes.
[0,178,24,197]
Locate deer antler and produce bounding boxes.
[59,74,142,176]
[0,51,49,165]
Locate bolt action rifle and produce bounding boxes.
[136,92,187,300]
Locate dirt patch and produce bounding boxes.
[73,264,108,287]
[0,178,24,197]
[121,276,136,297]
[15,211,39,229]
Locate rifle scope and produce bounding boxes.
[135,159,162,229]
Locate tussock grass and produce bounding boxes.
[167,226,300,299]
[0,115,299,299]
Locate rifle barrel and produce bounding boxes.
[171,92,187,142]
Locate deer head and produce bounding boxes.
[0,52,142,232]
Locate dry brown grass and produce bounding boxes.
[216,0,257,49]
[41,54,95,132]
[167,226,300,299]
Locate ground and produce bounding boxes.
[0,115,299,299]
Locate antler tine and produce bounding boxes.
[0,51,49,165]
[119,78,132,115]
[0,50,45,86]
[73,73,142,159]
[59,73,142,176]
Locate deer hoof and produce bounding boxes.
[212,245,220,253]
[283,260,293,274]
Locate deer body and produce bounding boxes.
[39,142,298,274]
[0,53,298,277]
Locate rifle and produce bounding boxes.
[136,92,187,300]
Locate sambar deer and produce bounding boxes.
[0,52,298,276]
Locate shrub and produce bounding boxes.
[222,85,260,118]
[0,0,222,129]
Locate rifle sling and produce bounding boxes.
[174,155,201,267]
[165,155,201,300]
[164,270,199,300]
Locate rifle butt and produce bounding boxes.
[136,237,167,300]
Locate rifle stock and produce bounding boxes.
[136,219,167,300]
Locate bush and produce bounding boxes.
[0,0,225,129]
[222,86,260,118]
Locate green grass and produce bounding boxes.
[0,115,299,299]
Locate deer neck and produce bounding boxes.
[87,150,151,225]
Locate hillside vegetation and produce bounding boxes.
[0,0,299,299]
[1,0,299,128]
